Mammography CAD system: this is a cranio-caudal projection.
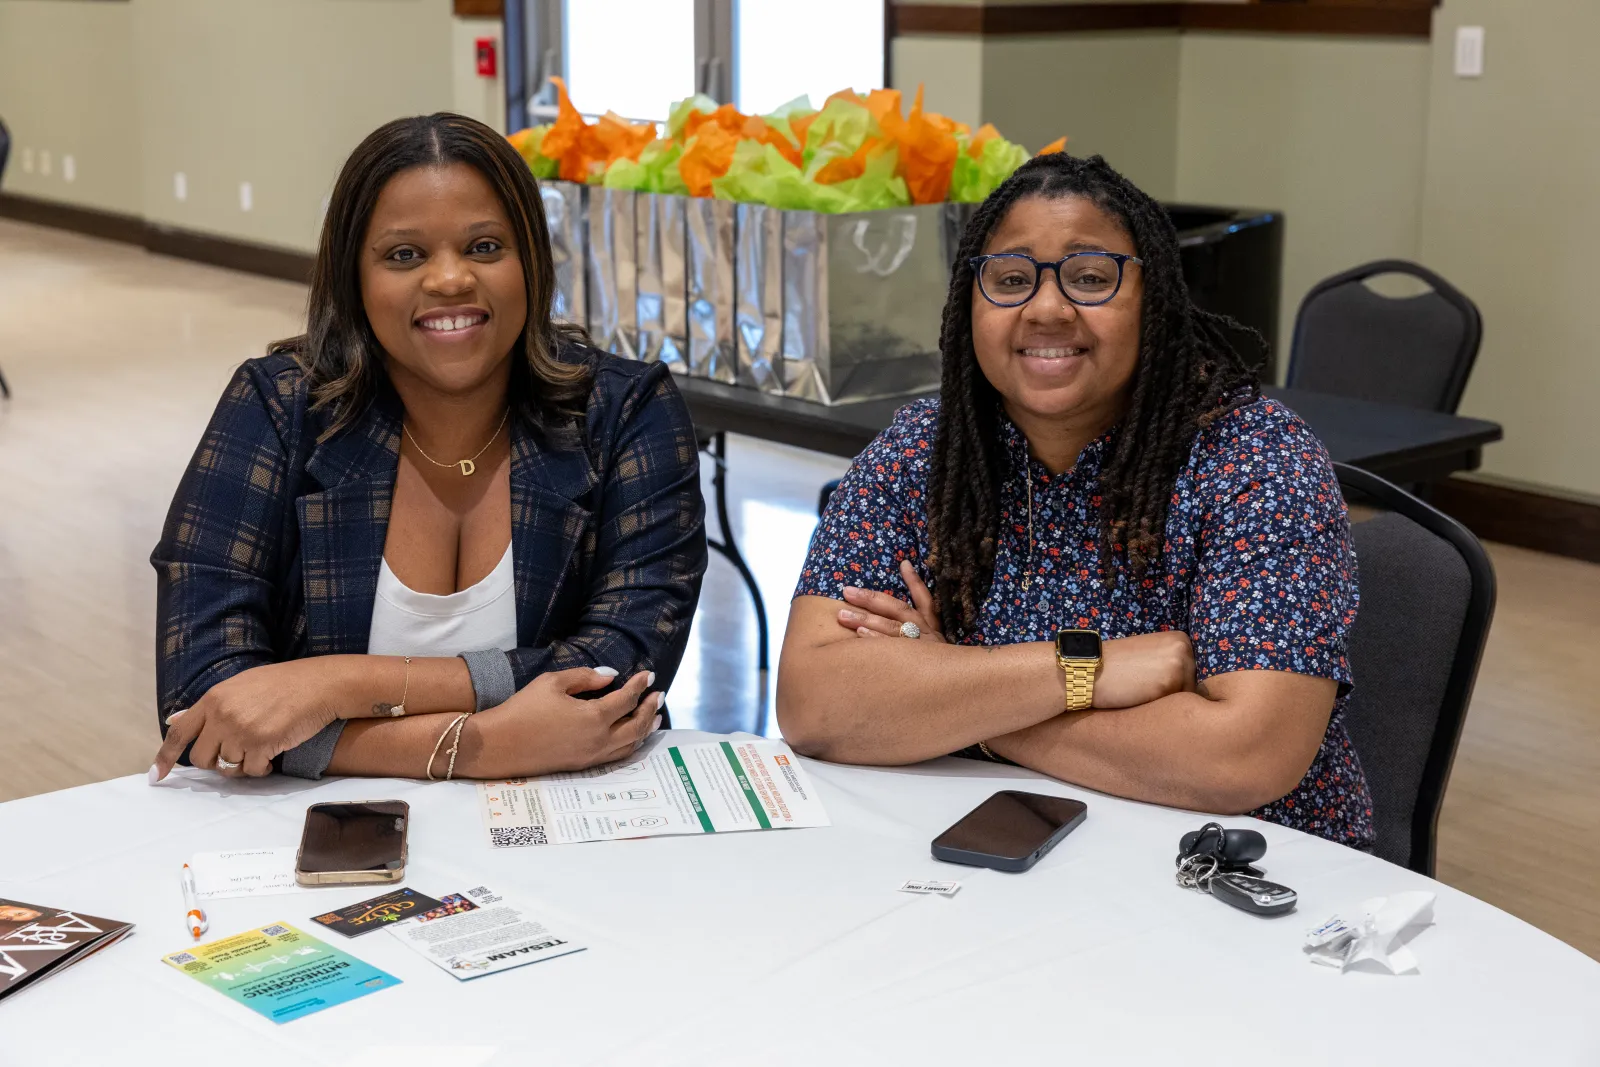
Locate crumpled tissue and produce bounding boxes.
[1303,891,1436,974]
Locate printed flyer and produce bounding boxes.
[388,884,583,980]
[478,737,829,847]
[161,922,399,1023]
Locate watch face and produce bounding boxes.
[1056,630,1102,660]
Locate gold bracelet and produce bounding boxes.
[378,656,411,718]
[426,712,471,781]
[978,741,1000,762]
[443,713,470,781]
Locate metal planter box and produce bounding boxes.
[585,186,639,359]
[635,192,689,374]
[538,180,587,326]
[546,184,960,405]
[777,204,951,404]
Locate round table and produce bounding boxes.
[4,730,1596,1066]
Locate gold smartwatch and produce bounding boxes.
[1055,629,1102,711]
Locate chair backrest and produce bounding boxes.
[1288,260,1482,414]
[1335,463,1495,874]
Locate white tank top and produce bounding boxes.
[366,544,518,656]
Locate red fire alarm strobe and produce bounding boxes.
[475,37,497,78]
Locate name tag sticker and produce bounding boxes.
[899,879,961,896]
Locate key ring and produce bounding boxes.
[1175,853,1219,892]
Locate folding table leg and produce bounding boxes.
[700,431,771,678]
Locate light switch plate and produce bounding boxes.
[239,181,254,212]
[1456,26,1485,78]
[174,172,188,201]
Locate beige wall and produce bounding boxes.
[1,0,502,255]
[452,17,507,134]
[892,35,986,130]
[134,0,457,253]
[0,0,142,216]
[1173,33,1434,361]
[984,31,1181,197]
[1420,0,1600,500]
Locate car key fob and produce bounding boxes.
[1178,826,1267,868]
[1208,873,1298,917]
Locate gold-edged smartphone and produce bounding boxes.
[295,800,410,887]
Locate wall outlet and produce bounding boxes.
[174,172,188,201]
[1455,26,1485,78]
[239,181,254,212]
[63,155,76,183]
[20,147,33,174]
[40,151,52,178]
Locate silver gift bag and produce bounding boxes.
[734,202,784,394]
[586,187,639,359]
[685,197,735,383]
[539,180,587,326]
[635,193,688,374]
[779,203,950,405]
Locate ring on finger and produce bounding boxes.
[900,621,922,640]
[215,755,241,771]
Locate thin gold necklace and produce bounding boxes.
[402,409,508,477]
[1024,472,1035,593]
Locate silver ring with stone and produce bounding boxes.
[215,756,241,771]
[899,621,922,640]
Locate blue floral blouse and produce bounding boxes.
[794,396,1375,849]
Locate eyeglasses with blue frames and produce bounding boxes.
[969,252,1144,308]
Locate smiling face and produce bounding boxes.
[360,162,528,398]
[970,194,1144,436]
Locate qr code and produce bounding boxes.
[260,924,289,936]
[488,825,548,848]
[169,952,197,964]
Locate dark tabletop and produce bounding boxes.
[677,376,1503,484]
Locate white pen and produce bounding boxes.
[180,863,208,941]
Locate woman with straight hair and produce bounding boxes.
[150,113,705,783]
[779,153,1373,848]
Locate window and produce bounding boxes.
[506,0,886,129]
[734,0,885,115]
[564,1,697,121]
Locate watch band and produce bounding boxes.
[1062,661,1096,712]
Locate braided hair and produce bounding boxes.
[926,153,1262,634]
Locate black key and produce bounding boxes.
[1208,873,1298,917]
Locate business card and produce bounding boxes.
[310,888,444,938]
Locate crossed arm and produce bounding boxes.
[776,562,1335,815]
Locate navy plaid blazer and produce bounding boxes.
[152,348,707,757]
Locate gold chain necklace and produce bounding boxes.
[1023,471,1035,593]
[402,408,508,477]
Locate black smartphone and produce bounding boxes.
[931,790,1088,872]
[295,800,410,887]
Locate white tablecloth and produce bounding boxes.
[2,730,1596,1066]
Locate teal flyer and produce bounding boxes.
[163,921,399,1023]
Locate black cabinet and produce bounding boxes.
[1165,205,1286,383]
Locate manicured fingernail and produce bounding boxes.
[652,714,663,732]
[646,671,656,687]
[147,765,161,786]
[164,709,186,725]
[839,609,863,622]
[594,666,619,677]
[842,586,859,596]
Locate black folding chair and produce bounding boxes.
[1288,260,1481,414]
[0,115,11,398]
[1335,462,1496,874]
